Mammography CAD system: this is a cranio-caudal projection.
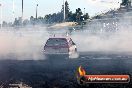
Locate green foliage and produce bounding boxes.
[44,1,89,24]
[10,1,90,27]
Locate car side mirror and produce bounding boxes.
[72,41,76,45]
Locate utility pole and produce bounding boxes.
[22,0,23,21]
[0,3,2,29]
[36,4,38,19]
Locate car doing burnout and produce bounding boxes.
[44,37,77,58]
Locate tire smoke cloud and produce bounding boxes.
[0,27,49,60]
[71,13,132,54]
[0,13,132,60]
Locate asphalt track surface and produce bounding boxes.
[0,52,132,88]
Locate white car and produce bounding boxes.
[44,37,77,58]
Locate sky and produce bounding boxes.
[0,0,122,22]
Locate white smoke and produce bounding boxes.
[71,13,132,53]
[72,29,132,53]
[0,12,132,60]
[0,27,49,60]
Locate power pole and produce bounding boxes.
[36,4,38,19]
[0,3,2,29]
[22,0,23,20]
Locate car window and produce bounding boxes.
[46,38,67,46]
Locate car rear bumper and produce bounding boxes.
[45,53,69,59]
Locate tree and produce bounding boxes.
[30,16,35,25]
[83,13,89,20]
[61,1,70,21]
[76,8,83,21]
[121,0,129,5]
[13,18,22,26]
[65,1,70,20]
[2,21,8,27]
[23,19,30,26]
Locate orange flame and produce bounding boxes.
[78,66,86,76]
